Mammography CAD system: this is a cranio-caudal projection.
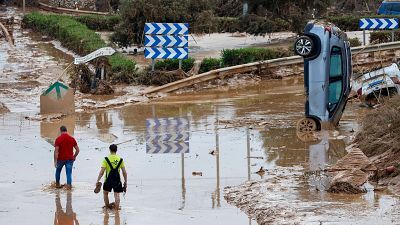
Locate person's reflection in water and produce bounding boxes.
[54,191,79,225]
[103,209,120,225]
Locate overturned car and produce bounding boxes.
[353,63,400,107]
[294,22,352,131]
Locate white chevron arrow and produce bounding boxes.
[371,19,379,29]
[381,19,388,29]
[360,19,368,29]
[390,19,398,29]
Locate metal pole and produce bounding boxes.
[152,104,156,118]
[363,29,366,46]
[23,0,25,13]
[179,106,186,210]
[215,106,220,208]
[243,1,248,16]
[246,127,251,181]
[392,30,395,42]
[151,59,155,71]
[179,60,182,70]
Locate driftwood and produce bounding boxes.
[0,21,14,46]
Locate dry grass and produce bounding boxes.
[355,96,400,158]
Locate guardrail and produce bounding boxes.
[143,41,400,95]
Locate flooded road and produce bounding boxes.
[1,76,399,225]
[1,7,399,225]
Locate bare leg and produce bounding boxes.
[103,191,110,208]
[114,192,120,210]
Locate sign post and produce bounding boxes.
[144,23,189,71]
[359,18,399,45]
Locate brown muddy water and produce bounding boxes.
[1,77,400,225]
[1,7,399,225]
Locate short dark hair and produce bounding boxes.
[109,144,117,152]
[60,126,67,132]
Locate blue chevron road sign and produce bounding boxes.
[144,23,189,61]
[145,35,188,47]
[145,23,189,35]
[145,47,188,59]
[359,18,399,30]
[146,117,190,154]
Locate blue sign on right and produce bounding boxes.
[359,18,399,30]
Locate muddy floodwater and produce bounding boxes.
[1,77,399,225]
[1,7,399,225]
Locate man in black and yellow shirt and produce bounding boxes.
[95,144,128,210]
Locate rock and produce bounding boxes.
[327,169,368,194]
[0,102,9,113]
[386,166,396,174]
[328,148,377,172]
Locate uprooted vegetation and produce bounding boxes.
[355,96,400,194]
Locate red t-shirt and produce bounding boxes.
[55,133,77,161]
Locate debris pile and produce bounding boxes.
[355,95,400,195]
[326,147,377,194]
[70,64,114,95]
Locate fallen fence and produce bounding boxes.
[143,41,400,95]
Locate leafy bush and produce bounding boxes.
[153,58,195,72]
[348,37,361,47]
[76,15,121,31]
[23,12,137,83]
[370,31,400,44]
[327,15,400,31]
[221,47,292,67]
[199,57,223,73]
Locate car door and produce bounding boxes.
[327,46,344,118]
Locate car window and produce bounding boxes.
[330,47,342,78]
[391,3,400,12]
[328,80,343,111]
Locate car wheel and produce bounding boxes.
[296,118,317,132]
[295,36,314,57]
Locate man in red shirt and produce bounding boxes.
[54,126,80,189]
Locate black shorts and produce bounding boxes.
[103,181,123,193]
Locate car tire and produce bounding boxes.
[294,36,314,57]
[296,117,318,132]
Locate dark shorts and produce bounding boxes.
[103,181,123,193]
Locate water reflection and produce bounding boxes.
[54,191,79,225]
[41,115,75,146]
[103,210,120,225]
[95,111,112,133]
